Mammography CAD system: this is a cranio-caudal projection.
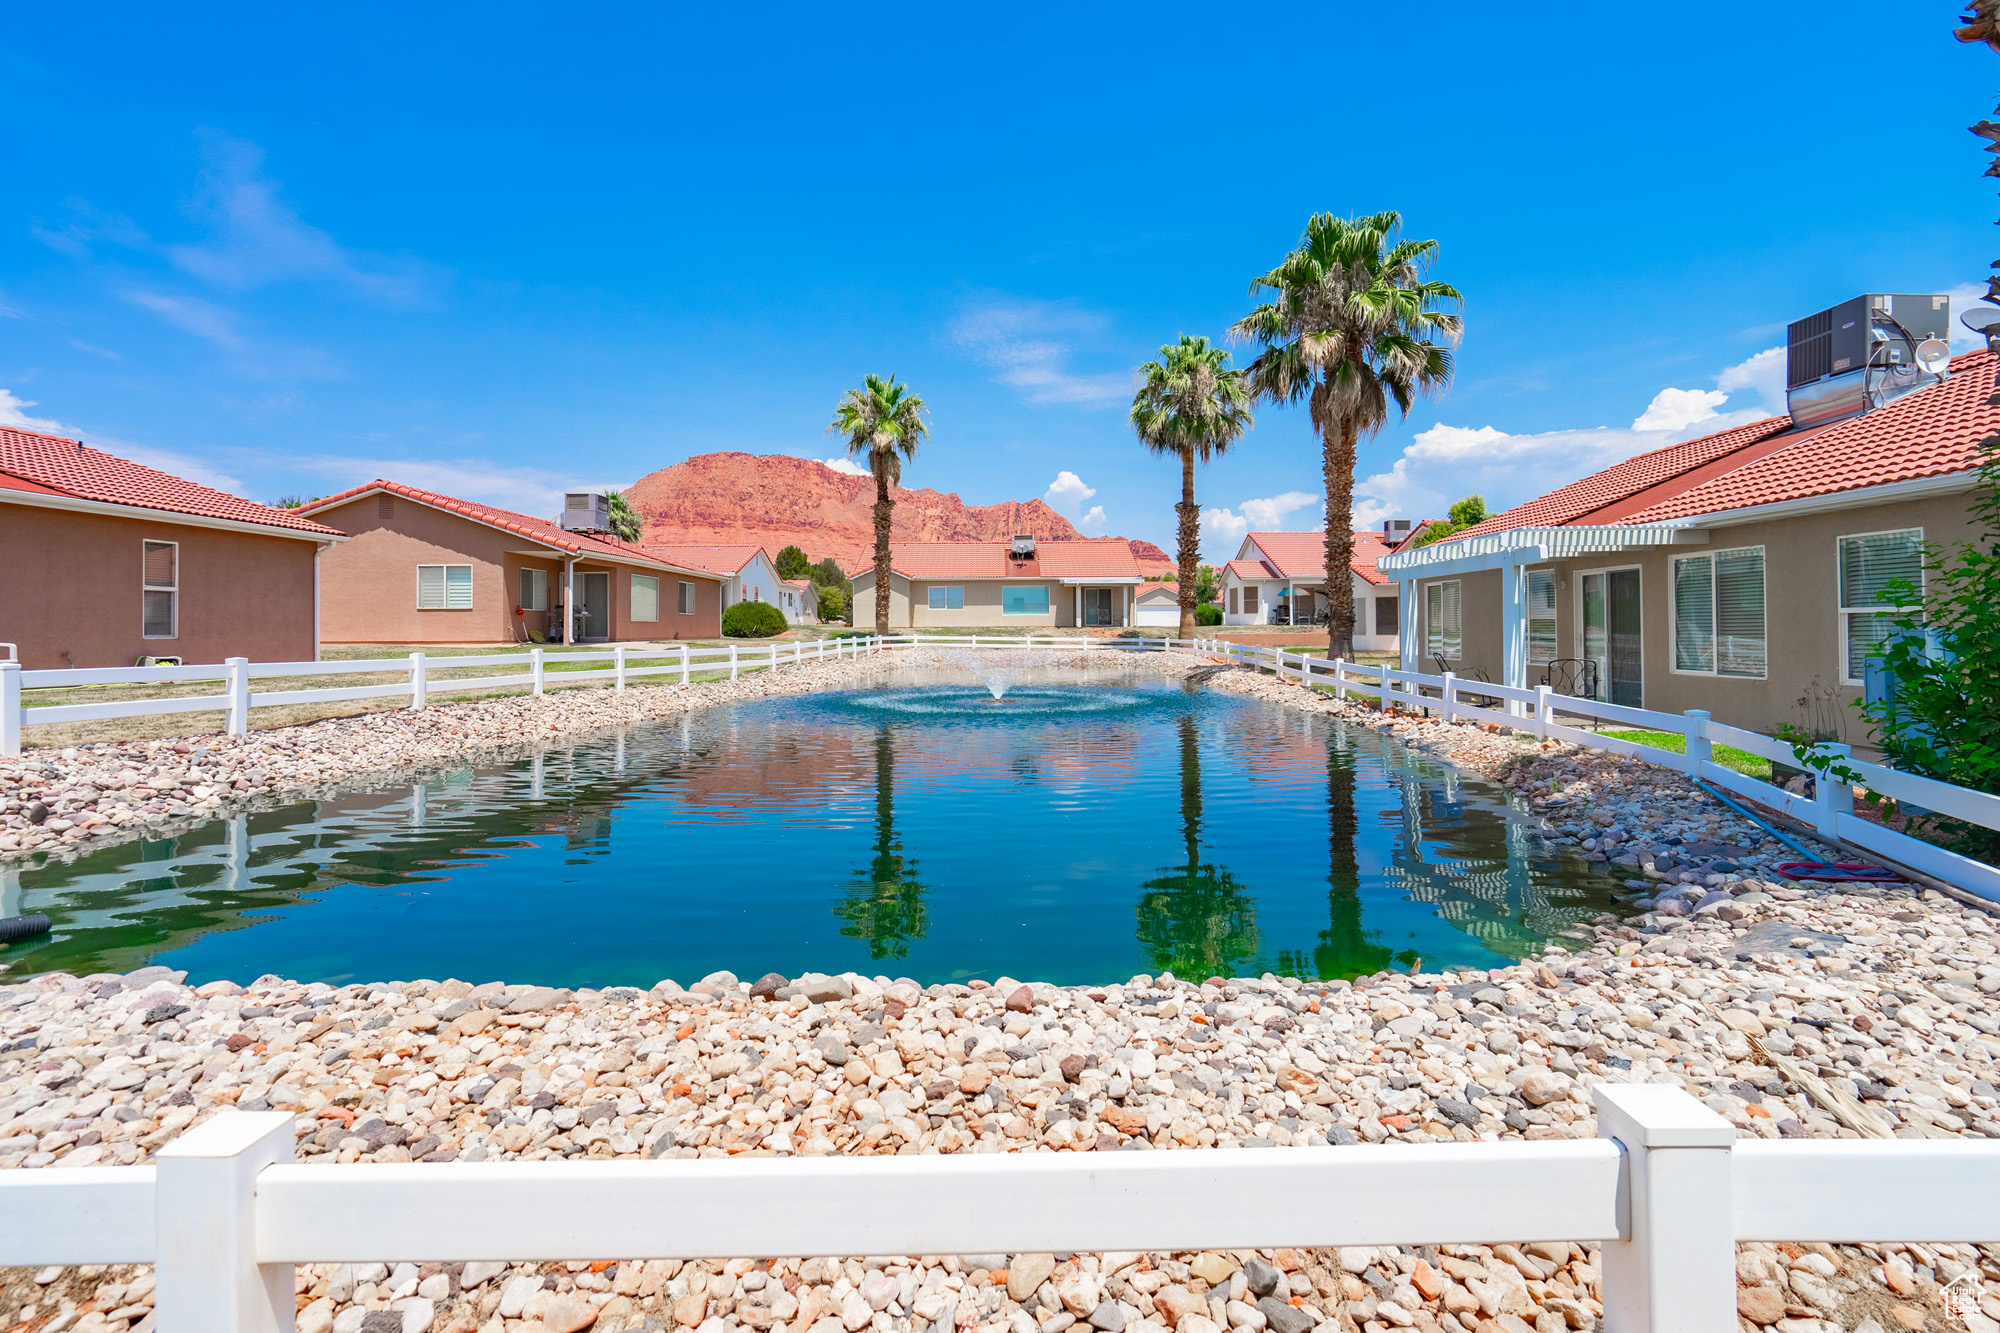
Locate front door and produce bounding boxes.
[1580,569,1642,706]
[579,571,610,641]
[1083,587,1115,626]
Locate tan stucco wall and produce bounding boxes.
[311,495,719,643]
[0,502,321,669]
[1423,492,1976,739]
[850,575,1127,627]
[848,570,911,627]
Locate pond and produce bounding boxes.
[0,665,1625,988]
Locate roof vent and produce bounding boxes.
[1786,294,1952,430]
[1010,535,1035,560]
[560,492,612,534]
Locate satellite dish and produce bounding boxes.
[1916,338,1951,373]
[1961,307,2000,336]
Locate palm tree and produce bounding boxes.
[1131,336,1253,638]
[1232,212,1461,657]
[835,728,928,959]
[1134,713,1258,978]
[829,374,930,635]
[604,491,643,544]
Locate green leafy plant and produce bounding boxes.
[1195,564,1220,606]
[1410,494,1488,547]
[815,585,851,623]
[722,600,787,638]
[776,545,811,579]
[1195,603,1222,627]
[601,491,643,543]
[808,556,852,591]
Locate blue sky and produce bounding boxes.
[1,4,1993,559]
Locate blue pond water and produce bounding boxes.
[1,670,1621,988]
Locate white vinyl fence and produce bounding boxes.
[7,632,1999,900]
[0,1086,1996,1333]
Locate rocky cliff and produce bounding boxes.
[624,453,1172,573]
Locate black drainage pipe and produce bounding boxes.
[0,914,52,944]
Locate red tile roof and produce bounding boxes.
[1241,530,1394,585]
[858,541,1143,581]
[1224,558,1278,581]
[644,545,770,577]
[1136,580,1178,599]
[300,480,702,572]
[0,426,344,537]
[1628,350,2000,521]
[1443,349,1999,542]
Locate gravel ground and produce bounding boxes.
[4,656,2000,1333]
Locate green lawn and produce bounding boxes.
[1598,728,1772,780]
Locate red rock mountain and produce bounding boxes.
[625,453,1172,573]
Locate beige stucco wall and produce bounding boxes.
[849,575,1135,627]
[1416,492,1975,740]
[0,502,322,669]
[849,570,911,627]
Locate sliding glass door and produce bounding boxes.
[1580,569,1643,706]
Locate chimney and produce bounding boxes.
[1787,294,1952,430]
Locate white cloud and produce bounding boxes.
[1044,470,1097,509]
[1947,282,1994,352]
[300,457,585,519]
[818,456,868,476]
[1239,491,1318,528]
[123,290,244,348]
[0,389,64,434]
[166,130,432,303]
[1078,504,1106,533]
[1716,346,1786,414]
[1350,497,1398,531]
[1631,386,1728,432]
[952,298,1132,408]
[1199,506,1248,551]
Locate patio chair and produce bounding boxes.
[1432,654,1502,709]
[1540,657,1599,699]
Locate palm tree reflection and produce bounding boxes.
[834,727,929,959]
[1307,730,1395,979]
[1135,714,1257,978]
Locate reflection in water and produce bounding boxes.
[1134,712,1257,979]
[1,674,1624,988]
[834,728,929,959]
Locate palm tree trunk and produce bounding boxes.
[873,462,894,636]
[1177,448,1199,639]
[1322,413,1358,659]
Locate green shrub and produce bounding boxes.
[816,586,850,623]
[722,600,788,638]
[1195,603,1222,626]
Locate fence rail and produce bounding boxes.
[6,631,1996,899]
[3,1086,1995,1331]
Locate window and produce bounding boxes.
[678,581,698,615]
[142,540,178,639]
[1671,548,1765,677]
[417,564,473,610]
[1840,528,1924,683]
[1425,580,1461,659]
[1002,585,1050,615]
[1242,586,1259,615]
[928,586,965,610]
[1376,596,1400,638]
[1228,588,1239,615]
[1527,571,1557,664]
[631,575,659,621]
[519,568,548,611]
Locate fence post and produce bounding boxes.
[530,647,545,697]
[614,645,627,692]
[1535,684,1552,742]
[1440,672,1456,725]
[224,657,250,736]
[154,1110,296,1333]
[681,644,691,684]
[1593,1084,1737,1333]
[1814,742,1855,839]
[1332,657,1345,701]
[730,644,739,679]
[1682,709,1711,779]
[0,660,18,759]
[408,652,427,710]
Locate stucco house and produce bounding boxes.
[1378,333,1991,740]
[301,481,722,644]
[643,546,812,626]
[1133,581,1183,628]
[778,578,822,623]
[848,538,1144,627]
[1218,529,1404,654]
[1,427,344,669]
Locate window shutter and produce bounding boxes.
[1376,596,1399,638]
[1439,581,1461,658]
[1714,549,1765,677]
[417,565,445,609]
[1673,555,1714,672]
[631,575,659,621]
[1426,584,1442,654]
[1840,531,1924,609]
[445,565,473,609]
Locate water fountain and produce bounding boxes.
[944,649,1030,699]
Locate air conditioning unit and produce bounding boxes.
[1786,294,1952,430]
[1010,535,1036,560]
[560,492,612,534]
